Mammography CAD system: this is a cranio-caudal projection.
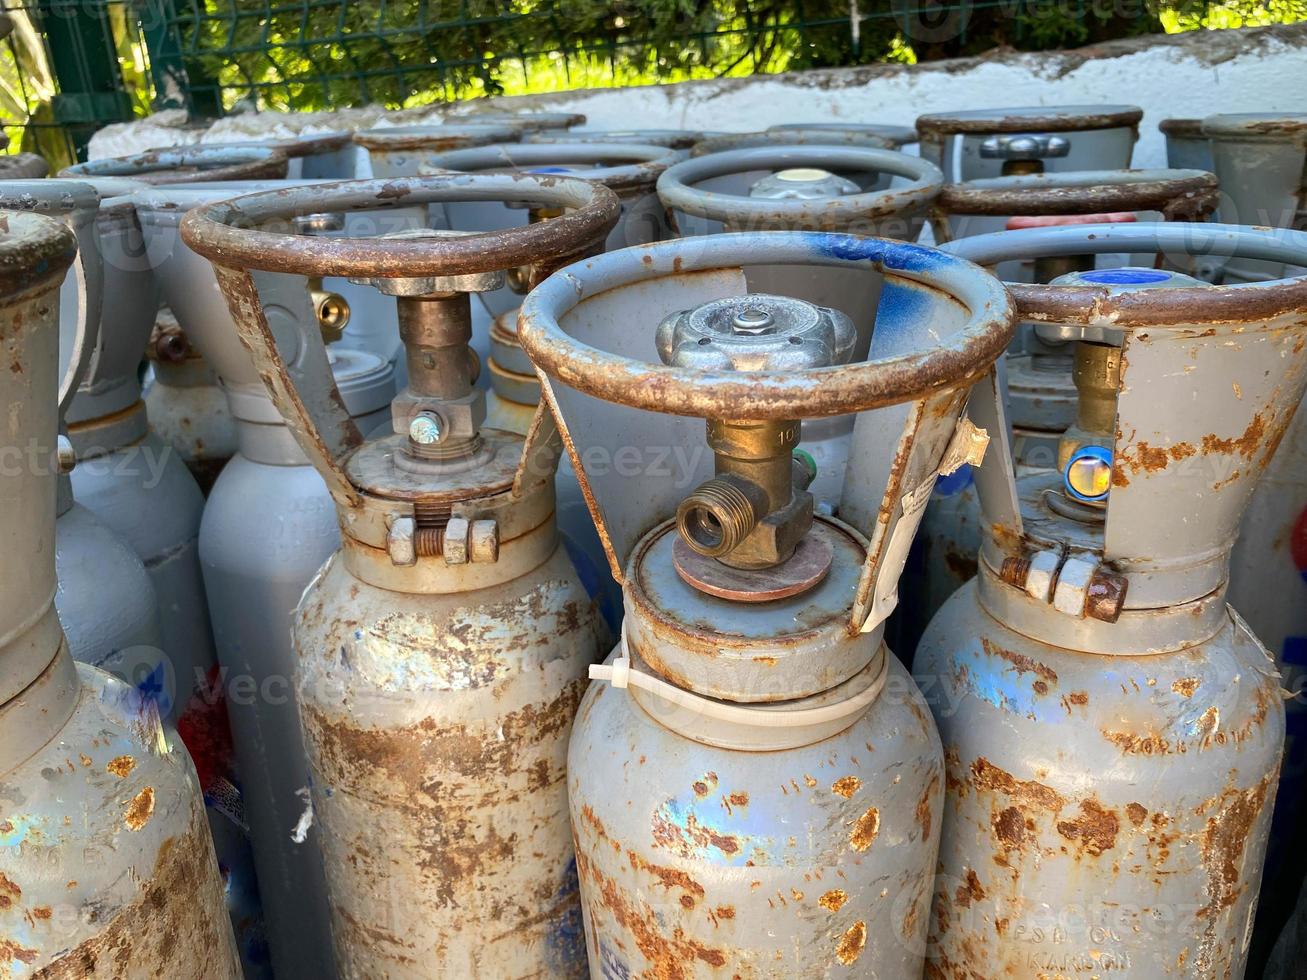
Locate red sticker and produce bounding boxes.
[1291,505,1307,574]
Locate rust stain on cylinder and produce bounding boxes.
[123,787,155,831]
[831,776,862,798]
[850,807,880,852]
[1055,799,1121,856]
[818,889,848,912]
[836,920,867,965]
[106,755,136,778]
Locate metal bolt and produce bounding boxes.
[55,435,75,476]
[1085,568,1129,623]
[731,307,774,335]
[408,412,445,445]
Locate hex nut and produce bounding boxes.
[387,516,417,566]
[469,520,500,563]
[444,517,471,565]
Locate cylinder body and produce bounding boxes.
[915,575,1283,979]
[570,652,942,978]
[0,210,239,978]
[144,353,239,491]
[69,429,216,719]
[200,447,340,979]
[55,500,164,679]
[294,543,604,977]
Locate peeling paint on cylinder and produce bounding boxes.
[569,655,943,978]
[917,599,1282,979]
[0,665,240,978]
[294,547,605,978]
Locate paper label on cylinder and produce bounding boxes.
[861,476,935,633]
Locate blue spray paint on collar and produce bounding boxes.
[801,231,945,275]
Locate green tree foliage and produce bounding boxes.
[172,0,1193,111]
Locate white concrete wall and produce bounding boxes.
[89,22,1307,164]
[495,23,1307,169]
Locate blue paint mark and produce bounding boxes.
[802,230,946,274]
[544,858,588,974]
[870,280,937,357]
[562,534,621,632]
[529,166,574,174]
[599,939,633,980]
[933,465,974,497]
[1283,636,1307,667]
[1079,268,1171,285]
[135,660,172,715]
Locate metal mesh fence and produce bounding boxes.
[150,0,1177,113]
[1,0,1303,162]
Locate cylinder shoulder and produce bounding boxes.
[295,547,606,721]
[916,584,1286,774]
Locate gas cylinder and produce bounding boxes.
[4,176,271,975]
[768,121,920,148]
[0,206,239,977]
[917,104,1142,182]
[1160,117,1214,173]
[198,345,393,980]
[916,104,1142,250]
[135,179,405,381]
[138,178,403,977]
[181,171,620,977]
[39,179,221,722]
[70,147,288,484]
[1200,112,1307,971]
[60,143,290,182]
[144,309,237,489]
[354,123,523,178]
[197,131,364,178]
[914,220,1307,979]
[421,140,686,628]
[692,128,900,158]
[519,230,1014,977]
[903,168,1221,660]
[657,143,944,510]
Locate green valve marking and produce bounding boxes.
[793,449,818,480]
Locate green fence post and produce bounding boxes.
[36,0,135,158]
[134,0,221,117]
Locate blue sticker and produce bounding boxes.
[1079,268,1172,285]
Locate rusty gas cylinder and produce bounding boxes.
[0,206,239,977]
[520,231,1015,977]
[899,168,1220,661]
[420,140,687,631]
[182,172,620,978]
[914,221,1307,979]
[656,143,943,516]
